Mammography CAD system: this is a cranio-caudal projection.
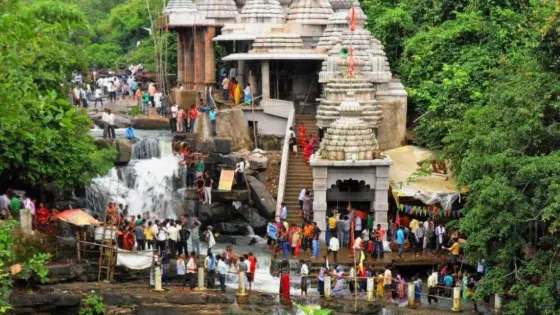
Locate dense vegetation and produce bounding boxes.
[0,0,115,191]
[362,0,560,313]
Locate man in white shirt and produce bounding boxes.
[22,194,35,216]
[328,234,339,263]
[354,215,362,240]
[221,76,230,101]
[427,271,439,304]
[156,224,167,253]
[217,255,227,293]
[235,159,246,189]
[298,188,307,210]
[170,104,178,132]
[435,223,446,256]
[280,202,287,221]
[101,109,109,139]
[167,222,179,258]
[300,259,309,297]
[107,109,116,139]
[353,235,363,258]
[94,87,103,107]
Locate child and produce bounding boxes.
[300,259,309,297]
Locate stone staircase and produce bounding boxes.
[284,115,316,225]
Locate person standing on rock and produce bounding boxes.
[176,254,187,289]
[189,104,199,133]
[144,221,155,250]
[235,159,246,189]
[217,255,227,293]
[107,109,116,139]
[178,223,190,257]
[167,222,179,258]
[135,221,145,251]
[195,159,205,180]
[203,171,213,205]
[148,82,156,108]
[204,250,216,289]
[93,86,103,108]
[247,252,257,291]
[190,218,201,257]
[101,108,109,139]
[209,107,217,136]
[170,103,178,133]
[204,225,216,251]
[177,106,185,134]
[186,251,198,290]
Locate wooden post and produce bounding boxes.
[76,229,81,262]
[353,254,358,312]
[250,70,257,149]
[153,266,164,292]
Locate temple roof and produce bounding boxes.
[240,0,285,23]
[195,0,238,22]
[251,33,304,50]
[287,0,333,25]
[165,0,198,13]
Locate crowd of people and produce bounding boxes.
[220,69,252,105]
[0,189,58,227]
[288,122,320,166]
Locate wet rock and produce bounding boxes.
[255,171,268,184]
[231,235,258,246]
[215,234,236,244]
[206,152,224,164]
[164,293,206,304]
[184,189,249,202]
[216,219,250,235]
[246,175,275,219]
[213,138,232,154]
[260,135,282,151]
[236,205,268,234]
[196,139,215,153]
[198,203,237,225]
[248,153,268,170]
[55,199,84,211]
[95,139,132,164]
[222,153,239,166]
[130,116,169,129]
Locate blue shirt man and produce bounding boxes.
[209,109,217,136]
[125,125,135,139]
[397,228,405,245]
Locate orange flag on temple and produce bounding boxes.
[350,6,357,31]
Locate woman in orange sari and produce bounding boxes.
[298,122,306,148]
[229,78,237,102]
[303,136,313,165]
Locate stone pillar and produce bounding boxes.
[237,60,245,88]
[374,165,390,230]
[197,267,206,290]
[452,286,462,312]
[194,27,206,90]
[249,64,257,95]
[238,271,247,296]
[324,276,331,298]
[407,283,415,307]
[177,32,184,86]
[205,26,216,85]
[154,266,164,291]
[366,277,374,301]
[184,29,194,89]
[312,166,328,232]
[20,209,32,235]
[494,294,502,314]
[261,60,270,100]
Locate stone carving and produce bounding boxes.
[240,0,285,24]
[195,0,238,22]
[320,91,379,161]
[165,0,198,13]
[287,0,333,25]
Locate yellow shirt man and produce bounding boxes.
[144,227,155,241]
[328,217,337,230]
[447,242,460,255]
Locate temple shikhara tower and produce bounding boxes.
[165,0,407,230]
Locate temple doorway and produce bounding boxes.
[326,179,374,216]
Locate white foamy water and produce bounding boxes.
[86,136,186,219]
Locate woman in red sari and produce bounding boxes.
[36,203,50,225]
[303,136,315,165]
[229,78,237,101]
[298,122,306,148]
[123,227,135,251]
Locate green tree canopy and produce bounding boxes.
[0,0,114,191]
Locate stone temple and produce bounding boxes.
[165,0,407,231]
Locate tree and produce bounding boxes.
[0,0,115,191]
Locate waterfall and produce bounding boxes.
[86,135,186,219]
[131,138,161,159]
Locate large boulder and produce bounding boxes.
[196,139,215,153]
[236,205,268,234]
[131,116,169,129]
[213,138,232,154]
[222,153,239,167]
[246,175,275,219]
[216,219,251,235]
[95,139,131,164]
[248,153,268,170]
[198,202,237,225]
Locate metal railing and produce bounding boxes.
[275,108,295,221]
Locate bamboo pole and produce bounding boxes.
[353,250,357,312]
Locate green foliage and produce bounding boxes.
[84,43,125,69]
[79,294,105,315]
[130,105,141,117]
[294,303,332,315]
[362,0,560,313]
[0,220,51,313]
[0,0,115,190]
